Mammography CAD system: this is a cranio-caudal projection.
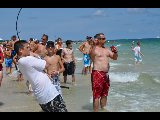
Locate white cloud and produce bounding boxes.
[93,9,106,17]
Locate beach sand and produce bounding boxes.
[0,63,94,112]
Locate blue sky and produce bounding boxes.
[0,8,160,41]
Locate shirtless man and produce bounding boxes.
[90,33,118,112]
[34,43,48,59]
[4,44,13,74]
[79,36,92,75]
[62,40,76,85]
[44,41,65,95]
[0,48,4,87]
[9,35,19,70]
[55,38,63,57]
[41,34,48,46]
[10,35,19,50]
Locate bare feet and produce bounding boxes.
[100,107,109,112]
[72,82,77,86]
[27,91,34,96]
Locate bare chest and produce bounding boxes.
[47,56,59,65]
[63,48,73,55]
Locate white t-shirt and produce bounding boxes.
[18,56,59,104]
[133,46,140,56]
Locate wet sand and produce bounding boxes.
[0,64,93,112]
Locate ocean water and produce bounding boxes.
[63,39,160,112]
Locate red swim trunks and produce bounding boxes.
[91,70,110,99]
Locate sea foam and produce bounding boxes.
[109,72,139,83]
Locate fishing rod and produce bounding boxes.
[16,8,22,40]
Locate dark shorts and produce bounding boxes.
[63,61,75,76]
[56,49,63,57]
[0,64,3,71]
[39,94,68,112]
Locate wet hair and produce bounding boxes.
[14,40,28,54]
[46,41,55,48]
[66,40,72,46]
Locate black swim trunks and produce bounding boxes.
[39,94,67,112]
[56,49,63,57]
[63,61,75,76]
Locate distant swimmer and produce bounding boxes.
[132,41,144,64]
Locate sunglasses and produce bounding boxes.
[41,38,46,40]
[98,38,106,40]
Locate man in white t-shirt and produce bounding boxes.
[14,40,67,112]
[132,41,144,64]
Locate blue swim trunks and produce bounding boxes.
[5,58,13,67]
[83,54,91,67]
[134,54,142,62]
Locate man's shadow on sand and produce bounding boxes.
[0,102,4,107]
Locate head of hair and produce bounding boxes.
[35,40,39,44]
[86,36,92,40]
[46,41,55,48]
[11,35,16,39]
[66,40,72,46]
[94,34,99,39]
[96,33,105,39]
[42,34,48,40]
[29,38,34,41]
[137,41,140,45]
[14,40,28,54]
[57,37,62,41]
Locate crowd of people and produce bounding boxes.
[0,33,120,112]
